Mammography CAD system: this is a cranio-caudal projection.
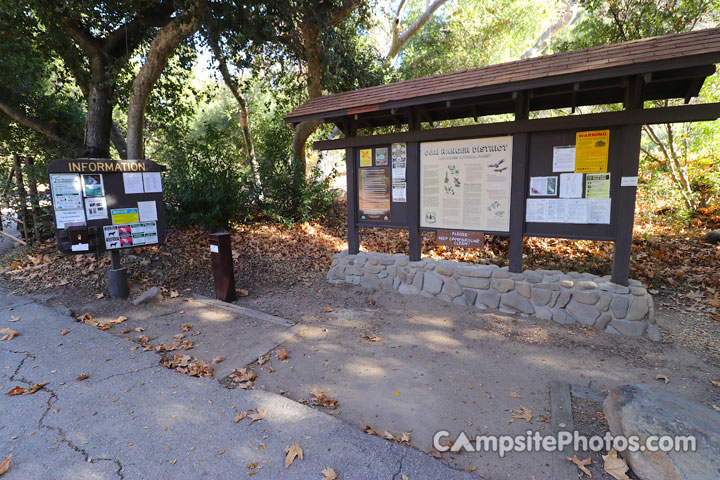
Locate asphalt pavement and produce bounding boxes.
[0,287,477,480]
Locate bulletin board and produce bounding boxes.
[523,128,623,241]
[355,144,410,228]
[47,158,167,254]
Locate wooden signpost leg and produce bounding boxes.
[407,141,421,261]
[611,124,642,286]
[508,133,529,273]
[345,146,359,254]
[109,250,129,299]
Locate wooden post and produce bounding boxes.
[612,76,644,286]
[407,141,421,261]
[12,155,29,241]
[509,91,530,273]
[509,133,529,273]
[345,146,359,254]
[24,156,41,243]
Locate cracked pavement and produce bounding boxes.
[0,287,477,479]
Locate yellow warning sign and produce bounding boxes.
[574,130,609,173]
[360,149,372,167]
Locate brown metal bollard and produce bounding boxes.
[209,232,236,302]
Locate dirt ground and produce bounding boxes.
[5,242,719,479]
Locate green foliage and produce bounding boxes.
[395,0,560,79]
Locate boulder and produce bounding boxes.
[603,384,720,480]
[702,229,720,244]
[132,286,163,306]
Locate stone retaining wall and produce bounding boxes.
[328,251,658,340]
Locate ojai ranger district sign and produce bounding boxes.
[286,28,720,286]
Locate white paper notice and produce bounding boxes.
[567,199,588,223]
[392,182,407,202]
[142,172,163,193]
[210,244,219,253]
[559,173,583,198]
[55,209,86,229]
[529,176,558,196]
[587,198,611,224]
[123,173,144,194]
[621,176,638,187]
[50,174,83,210]
[545,199,570,223]
[553,146,576,172]
[526,199,546,222]
[137,201,158,222]
[84,197,108,220]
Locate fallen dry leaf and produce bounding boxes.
[234,411,248,423]
[309,388,338,410]
[0,455,10,475]
[400,432,411,443]
[428,447,442,458]
[360,333,382,342]
[284,443,303,468]
[0,328,19,341]
[76,374,89,381]
[264,365,275,373]
[212,356,224,364]
[113,315,127,324]
[324,306,333,312]
[274,347,289,361]
[509,391,521,398]
[248,408,267,425]
[134,327,144,333]
[27,382,49,394]
[256,354,270,365]
[9,315,20,322]
[512,405,533,423]
[567,455,592,477]
[712,404,720,412]
[321,466,337,480]
[602,448,630,480]
[60,329,70,336]
[237,288,249,297]
[121,327,131,334]
[712,380,720,388]
[364,425,378,436]
[170,290,180,298]
[383,431,397,441]
[180,323,192,332]
[655,374,670,384]
[95,293,104,299]
[5,386,26,396]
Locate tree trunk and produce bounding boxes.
[126,2,205,160]
[82,57,114,158]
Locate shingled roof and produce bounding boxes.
[285,28,720,127]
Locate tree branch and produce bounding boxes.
[521,0,579,59]
[58,16,103,60]
[103,0,177,59]
[110,122,128,160]
[0,98,81,152]
[126,0,207,159]
[387,0,449,59]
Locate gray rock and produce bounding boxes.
[566,299,600,326]
[443,276,463,298]
[436,293,452,302]
[551,308,575,324]
[435,261,455,276]
[626,296,649,321]
[455,266,493,278]
[648,299,655,324]
[132,287,163,306]
[560,280,574,288]
[453,296,468,306]
[476,290,501,309]
[556,291,571,308]
[609,319,648,337]
[492,278,514,293]
[379,256,396,266]
[605,325,621,335]
[412,270,424,290]
[595,313,612,330]
[380,275,395,290]
[573,290,599,305]
[423,271,444,295]
[630,286,647,296]
[629,279,642,287]
[398,284,420,295]
[597,293,612,311]
[523,271,544,283]
[535,307,552,321]
[346,264,362,276]
[549,291,560,308]
[576,280,598,290]
[396,257,409,267]
[393,277,400,289]
[610,295,629,319]
[603,384,720,480]
[493,271,511,279]
[515,282,532,298]
[531,288,553,307]
[387,266,397,277]
[646,324,661,341]
[363,264,381,274]
[361,275,381,290]
[501,292,535,314]
[378,271,388,279]
[463,289,478,305]
[534,282,560,291]
[702,229,720,244]
[457,276,491,289]
[368,256,379,265]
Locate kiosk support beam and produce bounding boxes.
[407,141,421,261]
[509,133,529,273]
[345,146,359,254]
[108,250,129,299]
